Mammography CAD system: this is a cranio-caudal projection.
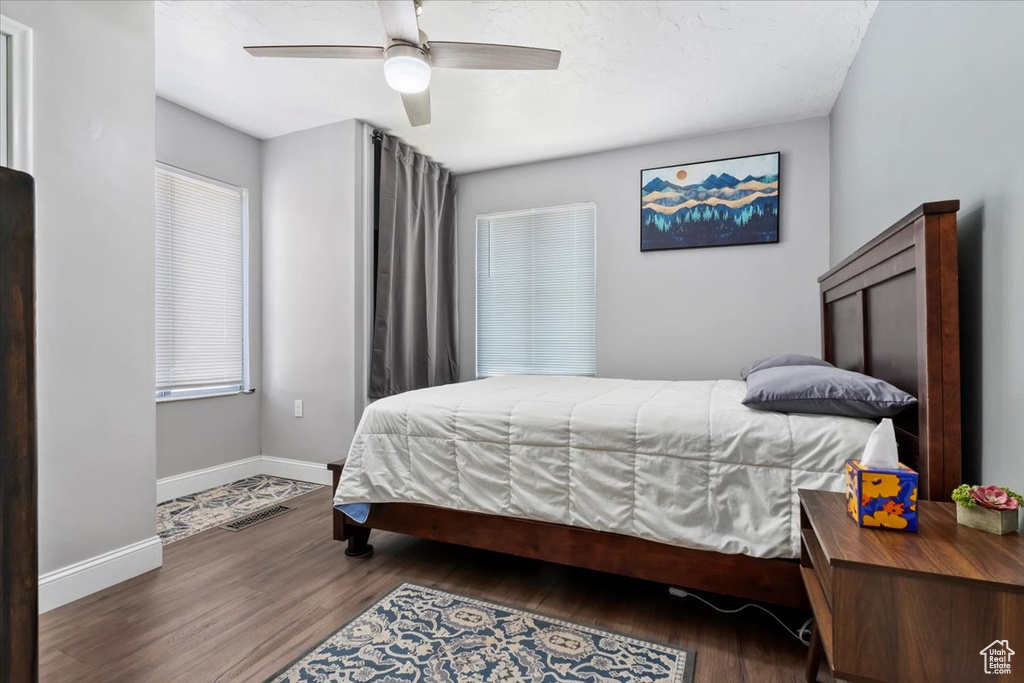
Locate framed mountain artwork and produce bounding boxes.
[640,151,780,251]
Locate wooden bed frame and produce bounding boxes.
[328,200,962,609]
[819,200,961,501]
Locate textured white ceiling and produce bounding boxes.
[156,0,877,174]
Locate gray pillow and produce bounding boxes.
[742,365,917,418]
[740,353,833,380]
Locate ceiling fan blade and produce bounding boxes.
[428,42,561,70]
[244,45,384,59]
[378,0,421,46]
[401,89,431,127]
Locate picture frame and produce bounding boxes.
[640,151,780,251]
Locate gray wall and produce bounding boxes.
[830,1,1024,492]
[457,118,831,382]
[261,120,368,464]
[154,97,263,478]
[2,1,158,573]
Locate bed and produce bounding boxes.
[328,200,962,609]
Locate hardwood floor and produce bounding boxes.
[39,488,834,682]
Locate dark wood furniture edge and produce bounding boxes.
[360,506,805,608]
[799,489,1024,591]
[1,167,39,683]
[800,489,1024,683]
[818,200,960,283]
[327,460,373,558]
[819,200,961,502]
[801,493,878,683]
[808,545,1024,591]
[800,566,833,663]
[329,461,807,608]
[804,622,823,683]
[799,492,833,683]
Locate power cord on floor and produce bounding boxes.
[668,587,814,646]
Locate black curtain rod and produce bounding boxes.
[371,129,384,144]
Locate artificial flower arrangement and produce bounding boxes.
[951,484,1022,535]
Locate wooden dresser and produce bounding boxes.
[799,489,1024,683]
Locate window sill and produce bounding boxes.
[156,387,255,403]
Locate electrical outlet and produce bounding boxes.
[294,399,303,418]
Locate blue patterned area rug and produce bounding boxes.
[267,583,695,682]
[157,475,322,544]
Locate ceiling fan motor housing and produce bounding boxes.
[383,43,431,93]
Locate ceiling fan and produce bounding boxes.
[244,0,561,127]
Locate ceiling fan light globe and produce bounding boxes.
[384,53,431,94]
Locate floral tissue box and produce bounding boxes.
[845,459,919,532]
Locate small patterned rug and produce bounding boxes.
[157,475,323,544]
[267,583,695,682]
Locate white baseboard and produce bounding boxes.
[260,455,333,486]
[39,535,162,613]
[41,457,330,614]
[156,456,262,503]
[157,455,331,503]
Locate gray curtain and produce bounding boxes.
[369,134,458,398]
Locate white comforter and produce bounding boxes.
[334,376,875,559]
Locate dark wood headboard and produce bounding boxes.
[818,201,961,501]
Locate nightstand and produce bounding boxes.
[798,489,1024,683]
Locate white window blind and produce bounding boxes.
[155,164,248,399]
[476,202,596,378]
[1,31,8,167]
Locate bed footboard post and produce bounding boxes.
[344,526,374,558]
[328,459,375,558]
[328,459,346,542]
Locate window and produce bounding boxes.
[1,31,8,166]
[0,13,33,172]
[155,164,249,400]
[476,203,596,378]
